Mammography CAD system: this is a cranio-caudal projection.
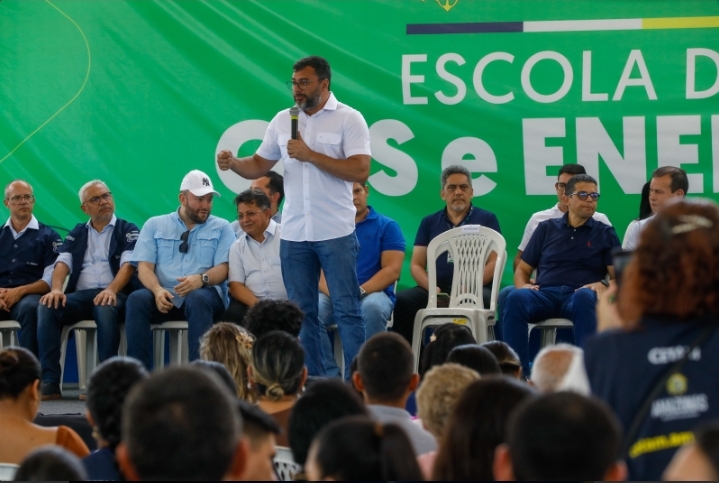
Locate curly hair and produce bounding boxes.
[245,299,303,339]
[200,322,255,402]
[86,357,148,450]
[618,198,719,328]
[416,363,480,439]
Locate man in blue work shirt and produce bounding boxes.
[126,170,236,368]
[503,174,621,374]
[318,182,405,377]
[37,180,140,400]
[0,180,62,355]
[391,165,502,344]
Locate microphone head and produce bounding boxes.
[289,106,300,119]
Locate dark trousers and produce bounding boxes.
[222,298,249,326]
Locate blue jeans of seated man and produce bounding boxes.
[38,289,127,385]
[318,291,394,378]
[503,286,597,375]
[281,233,363,378]
[0,294,42,356]
[125,287,225,369]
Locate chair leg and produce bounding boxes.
[154,330,165,369]
[84,329,98,390]
[181,330,189,364]
[169,330,181,366]
[75,330,87,391]
[411,314,424,374]
[332,328,344,379]
[59,326,71,392]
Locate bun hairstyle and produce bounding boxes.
[0,347,41,400]
[250,331,305,402]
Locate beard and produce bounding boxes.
[297,86,322,111]
[185,204,210,224]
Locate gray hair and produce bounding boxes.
[4,180,32,199]
[440,165,472,189]
[530,344,586,393]
[78,180,109,203]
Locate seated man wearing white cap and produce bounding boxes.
[125,170,236,368]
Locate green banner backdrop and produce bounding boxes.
[2,0,719,287]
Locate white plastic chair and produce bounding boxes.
[151,321,189,368]
[0,320,20,349]
[59,320,98,391]
[0,463,19,481]
[528,318,574,348]
[273,446,301,481]
[411,225,507,372]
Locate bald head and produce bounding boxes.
[530,344,588,394]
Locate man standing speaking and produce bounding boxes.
[217,56,371,378]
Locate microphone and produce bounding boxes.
[289,106,300,140]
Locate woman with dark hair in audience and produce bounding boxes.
[432,377,535,480]
[480,340,523,378]
[249,330,307,446]
[586,199,719,480]
[0,347,89,465]
[305,415,424,481]
[288,379,368,479]
[664,420,719,481]
[14,446,87,481]
[199,322,255,401]
[418,323,475,379]
[446,344,501,375]
[83,356,148,480]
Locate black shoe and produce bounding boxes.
[41,382,61,401]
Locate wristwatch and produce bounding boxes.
[600,279,610,287]
[359,286,367,297]
[201,273,210,287]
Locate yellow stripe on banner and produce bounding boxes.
[643,16,719,30]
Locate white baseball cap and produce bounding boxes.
[180,170,220,197]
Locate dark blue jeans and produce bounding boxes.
[0,294,42,356]
[503,286,597,374]
[37,289,127,385]
[125,287,225,369]
[280,233,363,378]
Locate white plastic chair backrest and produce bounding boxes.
[426,225,506,310]
[273,446,301,481]
[0,463,18,481]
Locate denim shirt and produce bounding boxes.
[131,210,235,307]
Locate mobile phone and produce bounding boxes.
[612,248,633,291]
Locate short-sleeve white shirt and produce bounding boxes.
[518,203,613,251]
[228,220,287,301]
[622,215,653,250]
[256,93,371,242]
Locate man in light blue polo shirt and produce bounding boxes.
[126,170,236,368]
[318,182,405,377]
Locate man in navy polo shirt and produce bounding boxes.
[0,180,62,356]
[318,182,405,377]
[391,165,501,344]
[503,174,620,374]
[37,180,140,400]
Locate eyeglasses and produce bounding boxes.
[237,209,267,220]
[286,79,314,91]
[179,230,190,254]
[83,192,113,206]
[568,191,600,201]
[7,194,35,204]
[555,182,567,191]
